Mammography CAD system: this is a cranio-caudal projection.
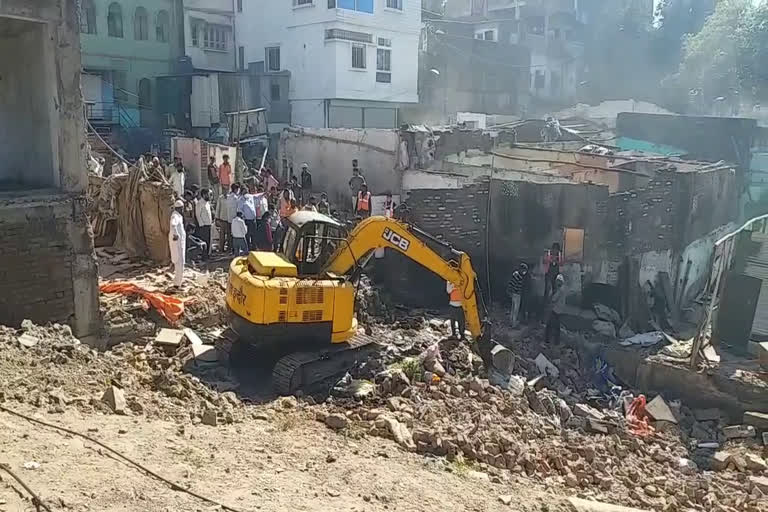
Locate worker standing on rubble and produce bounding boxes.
[317,192,331,216]
[300,163,313,204]
[238,182,258,251]
[545,274,566,345]
[207,156,218,201]
[231,211,248,256]
[349,161,366,212]
[195,188,213,260]
[446,280,466,340]
[169,200,186,287]
[544,242,563,300]
[507,263,528,328]
[356,183,372,218]
[216,183,238,254]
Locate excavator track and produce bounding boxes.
[272,334,379,396]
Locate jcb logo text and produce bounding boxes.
[382,228,411,252]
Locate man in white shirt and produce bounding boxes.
[231,211,248,256]
[169,200,186,287]
[216,183,239,254]
[195,188,213,260]
[171,157,185,199]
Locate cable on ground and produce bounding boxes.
[0,462,53,512]
[0,405,249,512]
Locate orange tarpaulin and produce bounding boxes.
[100,282,185,324]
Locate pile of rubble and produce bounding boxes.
[100,261,229,346]
[0,321,243,425]
[313,320,768,512]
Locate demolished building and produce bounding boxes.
[0,0,99,342]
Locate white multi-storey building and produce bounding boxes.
[235,0,420,128]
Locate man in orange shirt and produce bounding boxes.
[218,154,233,201]
[446,280,466,340]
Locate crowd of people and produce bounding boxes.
[166,154,385,288]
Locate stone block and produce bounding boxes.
[646,395,677,424]
[743,411,768,430]
[155,328,185,348]
[722,425,756,440]
[101,386,127,415]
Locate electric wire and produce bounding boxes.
[0,405,250,512]
[0,463,53,512]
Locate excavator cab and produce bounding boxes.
[276,211,347,276]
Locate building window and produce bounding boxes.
[325,29,373,43]
[239,46,245,70]
[563,227,584,262]
[134,7,149,41]
[156,10,170,42]
[352,44,366,69]
[534,70,545,89]
[266,46,281,71]
[328,0,336,6]
[80,0,97,35]
[475,29,496,41]
[294,0,314,5]
[107,2,124,38]
[270,82,281,101]
[191,21,199,46]
[386,0,403,9]
[237,0,243,12]
[202,25,228,51]
[376,48,391,83]
[337,0,374,13]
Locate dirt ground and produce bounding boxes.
[0,403,568,512]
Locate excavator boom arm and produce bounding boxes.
[325,216,485,340]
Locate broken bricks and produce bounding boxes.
[722,424,756,440]
[101,385,127,415]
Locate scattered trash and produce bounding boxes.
[618,331,663,348]
[17,333,39,348]
[22,461,40,471]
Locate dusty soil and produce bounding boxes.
[0,403,566,512]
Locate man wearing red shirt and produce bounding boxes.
[218,154,233,200]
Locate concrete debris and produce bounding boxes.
[190,344,218,363]
[763,432,768,446]
[722,425,756,440]
[534,353,559,379]
[183,327,203,346]
[325,413,349,430]
[498,495,513,506]
[745,453,767,472]
[593,304,621,326]
[592,320,617,338]
[756,341,768,369]
[155,328,185,349]
[22,461,41,471]
[711,451,732,470]
[101,386,127,415]
[201,408,218,426]
[574,403,605,421]
[17,333,39,348]
[645,395,677,424]
[743,411,768,430]
[749,475,768,493]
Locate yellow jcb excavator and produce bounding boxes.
[225,211,491,394]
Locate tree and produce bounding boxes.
[662,0,765,113]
